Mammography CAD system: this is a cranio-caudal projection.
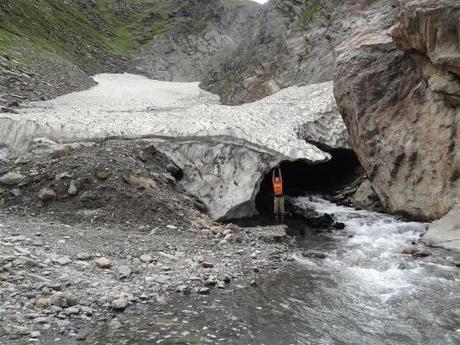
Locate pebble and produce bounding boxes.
[38,187,57,201]
[177,285,192,295]
[0,172,25,185]
[250,280,258,287]
[198,287,210,295]
[68,180,78,195]
[50,292,68,308]
[114,266,132,280]
[76,252,92,260]
[111,298,128,311]
[95,257,112,269]
[30,331,41,338]
[56,320,70,328]
[109,319,122,329]
[201,262,214,268]
[54,256,72,265]
[139,254,153,263]
[65,306,80,315]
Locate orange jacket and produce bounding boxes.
[272,177,283,196]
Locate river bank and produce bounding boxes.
[0,210,295,343]
[85,198,460,345]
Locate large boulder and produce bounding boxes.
[423,205,460,252]
[334,0,460,220]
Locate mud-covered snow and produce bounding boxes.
[0,73,343,161]
[0,73,348,219]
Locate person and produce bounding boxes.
[272,167,285,222]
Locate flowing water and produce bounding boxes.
[90,197,460,345]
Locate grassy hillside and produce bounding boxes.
[0,0,230,106]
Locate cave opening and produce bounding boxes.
[254,149,362,216]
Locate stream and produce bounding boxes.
[89,197,460,345]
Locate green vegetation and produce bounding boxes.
[0,0,215,69]
[298,2,323,29]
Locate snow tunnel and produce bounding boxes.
[255,149,362,215]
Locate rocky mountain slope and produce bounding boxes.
[202,0,389,104]
[0,0,260,109]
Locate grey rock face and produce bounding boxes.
[202,0,385,105]
[423,206,460,252]
[334,0,460,220]
[350,180,378,210]
[131,0,261,82]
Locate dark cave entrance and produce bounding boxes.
[255,149,362,216]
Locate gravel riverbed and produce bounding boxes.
[0,212,293,343]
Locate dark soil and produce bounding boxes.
[0,141,205,228]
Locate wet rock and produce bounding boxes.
[453,257,460,268]
[111,298,128,311]
[198,287,210,295]
[114,266,132,280]
[423,206,460,253]
[333,222,346,230]
[397,263,408,270]
[302,250,327,260]
[201,262,214,268]
[38,187,56,201]
[0,171,25,185]
[177,285,192,295]
[413,251,432,258]
[401,247,418,255]
[350,180,381,210]
[95,257,112,269]
[204,276,217,287]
